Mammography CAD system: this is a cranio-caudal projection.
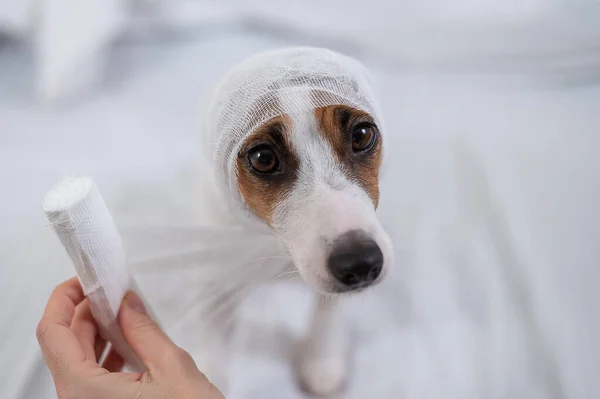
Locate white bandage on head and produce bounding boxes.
[43,176,146,372]
[205,47,384,217]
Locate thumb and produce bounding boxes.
[119,291,177,368]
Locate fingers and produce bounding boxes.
[119,291,178,369]
[93,373,143,399]
[38,283,227,399]
[38,277,85,330]
[36,277,87,371]
[71,299,102,362]
[102,346,125,373]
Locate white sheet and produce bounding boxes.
[2,30,600,399]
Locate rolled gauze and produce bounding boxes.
[43,176,146,372]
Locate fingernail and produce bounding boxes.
[125,291,147,314]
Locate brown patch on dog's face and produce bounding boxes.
[236,115,299,225]
[314,105,383,207]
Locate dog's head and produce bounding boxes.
[234,103,393,294]
[205,47,392,294]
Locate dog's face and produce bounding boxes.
[235,104,393,294]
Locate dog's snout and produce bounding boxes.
[327,231,383,288]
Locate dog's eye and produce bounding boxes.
[351,124,377,152]
[248,146,279,174]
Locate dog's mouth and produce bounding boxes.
[327,272,387,294]
[305,264,388,295]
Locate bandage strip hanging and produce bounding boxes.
[43,176,145,372]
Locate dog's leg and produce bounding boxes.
[297,294,348,396]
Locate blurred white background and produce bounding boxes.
[1,1,600,398]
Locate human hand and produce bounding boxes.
[36,277,224,399]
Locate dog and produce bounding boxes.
[192,48,394,396]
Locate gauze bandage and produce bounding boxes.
[43,176,146,372]
[205,47,384,220]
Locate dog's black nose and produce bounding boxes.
[327,231,383,288]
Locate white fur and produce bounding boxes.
[297,296,349,396]
[272,103,393,294]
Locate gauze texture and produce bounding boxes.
[205,47,384,218]
[43,176,145,372]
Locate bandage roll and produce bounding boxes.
[43,176,146,372]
